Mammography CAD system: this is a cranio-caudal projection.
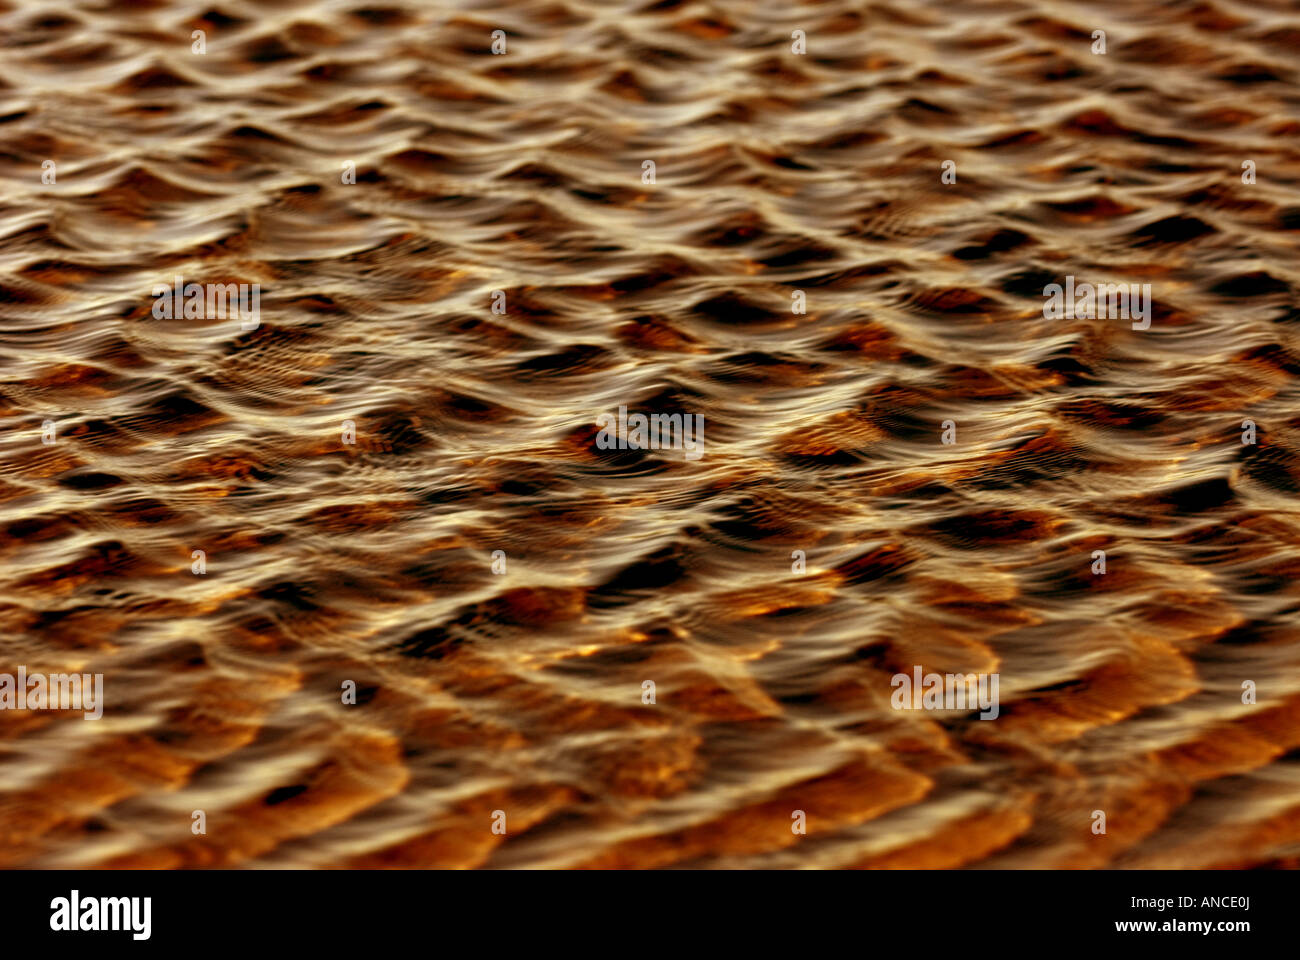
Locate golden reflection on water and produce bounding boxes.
[1,0,1300,868]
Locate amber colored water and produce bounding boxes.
[1,0,1300,869]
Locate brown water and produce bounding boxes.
[2,0,1300,869]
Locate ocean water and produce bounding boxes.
[1,0,1299,868]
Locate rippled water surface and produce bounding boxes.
[2,0,1300,868]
